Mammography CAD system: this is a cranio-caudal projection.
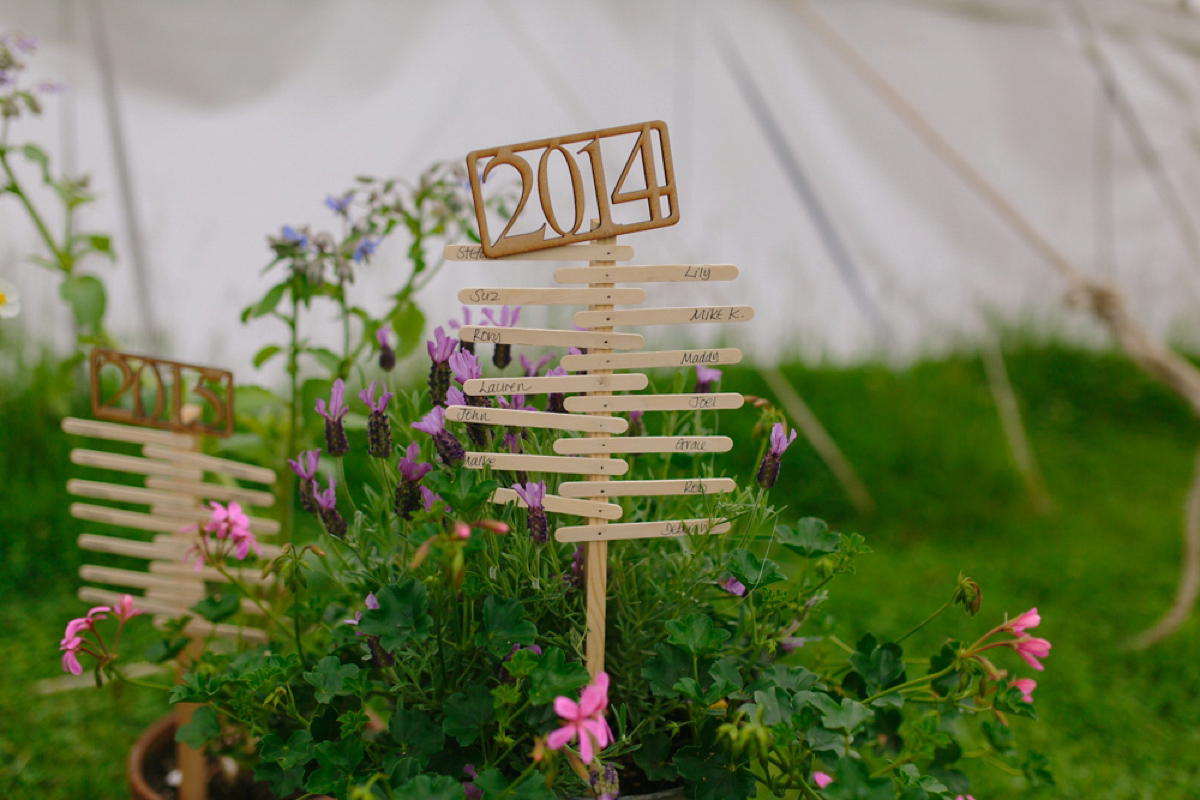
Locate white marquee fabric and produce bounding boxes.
[2,0,1200,382]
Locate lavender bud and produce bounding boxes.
[367,410,393,458]
[378,343,396,371]
[756,452,781,489]
[434,430,466,465]
[324,419,350,457]
[492,343,512,370]
[528,507,549,543]
[320,506,348,539]
[460,340,475,355]
[465,393,492,447]
[429,361,451,407]
[298,478,319,515]
[546,393,566,414]
[394,480,421,520]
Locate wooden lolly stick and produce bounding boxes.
[491,488,623,520]
[443,243,634,262]
[149,561,273,586]
[462,373,647,396]
[458,325,643,350]
[558,477,738,498]
[564,393,745,413]
[555,264,740,284]
[70,502,281,536]
[71,449,182,477]
[462,452,628,475]
[167,617,269,644]
[79,587,272,632]
[556,518,732,543]
[445,405,628,433]
[78,533,186,560]
[142,445,276,485]
[553,436,734,455]
[81,564,197,593]
[458,287,646,306]
[575,306,755,328]
[67,479,196,508]
[561,348,743,372]
[62,417,195,449]
[153,534,283,559]
[145,477,276,508]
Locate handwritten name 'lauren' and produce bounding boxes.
[478,381,532,394]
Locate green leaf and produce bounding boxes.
[749,663,819,694]
[87,234,114,259]
[725,548,784,589]
[674,747,757,800]
[252,344,283,369]
[665,612,730,656]
[805,726,848,757]
[20,143,50,182]
[390,300,426,359]
[848,637,906,694]
[60,274,106,332]
[632,730,679,782]
[776,517,840,557]
[820,697,872,735]
[527,646,591,705]
[928,643,961,696]
[252,761,305,798]
[258,729,314,770]
[709,657,744,694]
[174,707,220,748]
[389,706,444,762]
[383,754,422,787]
[442,684,495,746]
[751,687,796,726]
[307,346,343,375]
[824,756,897,800]
[190,592,239,623]
[474,595,537,658]
[248,280,289,320]
[393,775,465,800]
[303,655,360,704]
[358,578,433,652]
[641,642,693,698]
[144,637,188,663]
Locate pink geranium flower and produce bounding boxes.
[546,671,613,763]
[1015,677,1037,703]
[1005,607,1041,634]
[813,771,833,788]
[1014,636,1052,671]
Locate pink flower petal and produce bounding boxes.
[554,697,580,720]
[546,724,577,751]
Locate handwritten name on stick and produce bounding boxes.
[557,478,738,498]
[466,120,679,257]
[575,306,754,328]
[458,326,644,350]
[444,243,634,262]
[560,348,743,372]
[461,452,629,475]
[89,348,234,437]
[462,373,648,397]
[554,264,739,284]
[444,405,628,433]
[555,518,732,543]
[552,436,734,455]
[458,287,646,306]
[564,393,745,413]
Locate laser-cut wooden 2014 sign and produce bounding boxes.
[466,120,679,258]
[90,347,235,437]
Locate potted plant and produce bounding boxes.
[62,319,1054,799]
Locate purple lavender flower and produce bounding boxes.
[352,236,378,263]
[451,350,490,447]
[315,474,347,538]
[446,387,467,407]
[497,395,534,412]
[449,350,482,384]
[359,380,394,458]
[412,407,465,465]
[627,409,645,437]
[720,575,747,597]
[394,442,433,519]
[564,543,585,592]
[287,449,321,514]
[427,326,458,406]
[694,365,722,394]
[315,379,350,456]
[376,326,396,371]
[503,432,521,453]
[325,192,352,215]
[545,366,569,414]
[756,422,798,489]
[482,305,521,369]
[520,353,554,377]
[512,481,548,543]
[419,486,446,514]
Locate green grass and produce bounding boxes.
[3,344,1199,798]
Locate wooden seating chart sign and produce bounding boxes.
[66,349,280,642]
[452,120,751,676]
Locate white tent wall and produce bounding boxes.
[2,0,1200,383]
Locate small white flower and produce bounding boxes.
[0,278,20,319]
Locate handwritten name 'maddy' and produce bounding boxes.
[689,307,747,322]
[680,350,720,364]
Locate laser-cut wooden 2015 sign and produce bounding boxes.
[90,347,235,437]
[466,120,680,258]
